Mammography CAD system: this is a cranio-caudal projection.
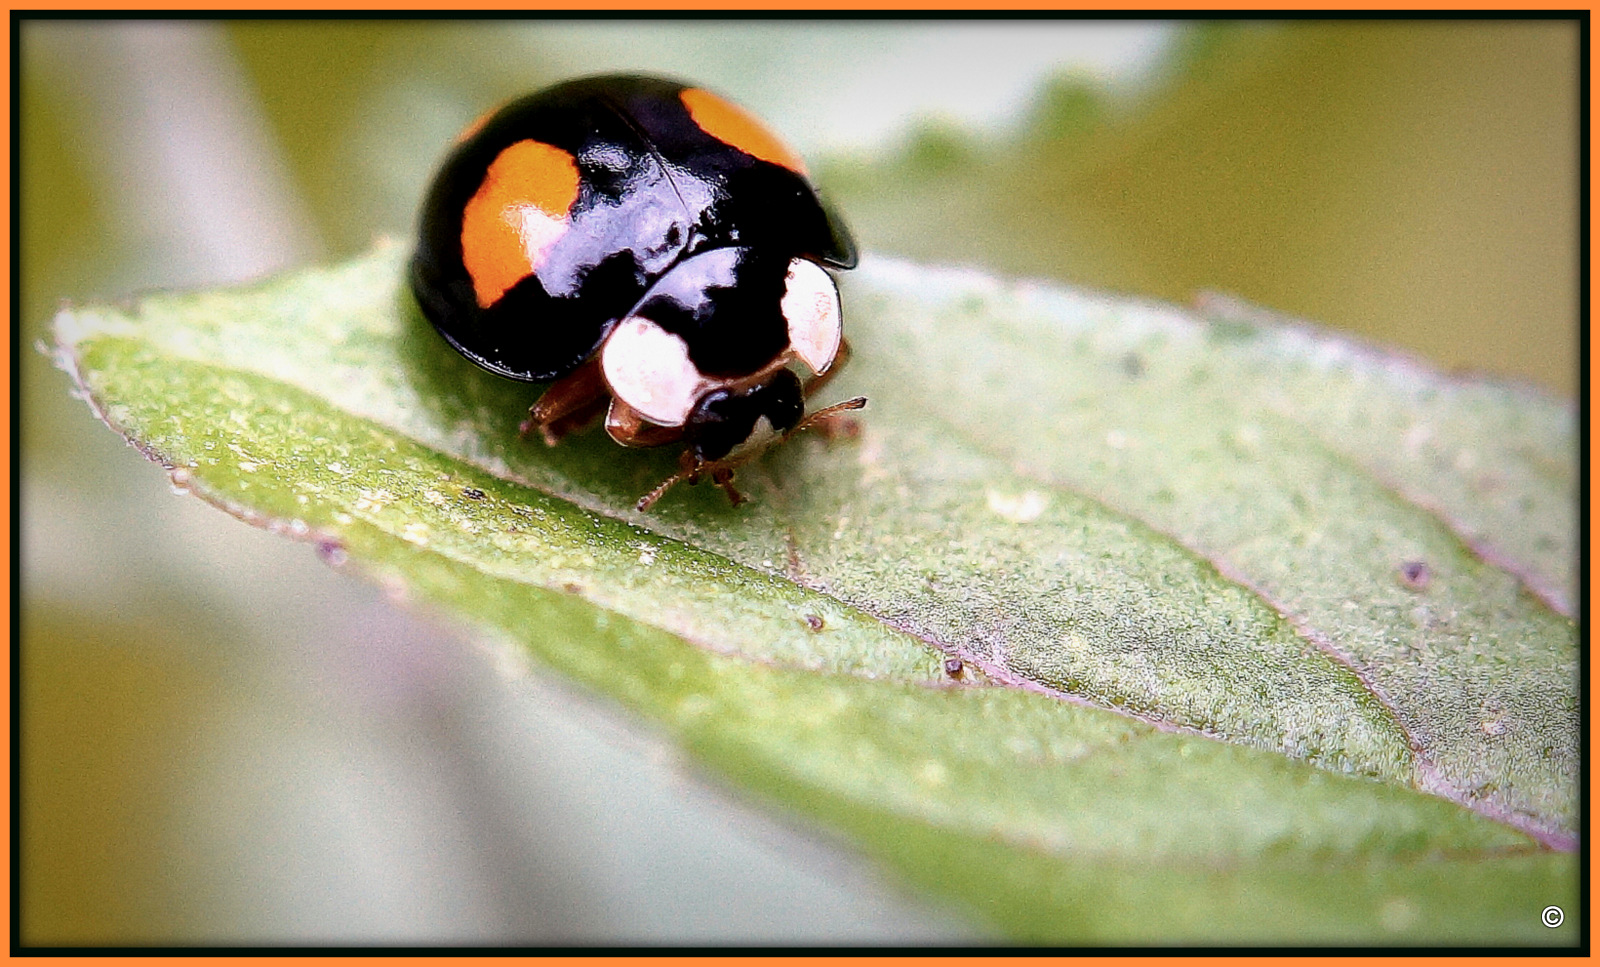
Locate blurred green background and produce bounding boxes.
[21,19,1578,943]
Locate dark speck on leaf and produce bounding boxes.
[1121,352,1144,378]
[944,657,964,678]
[1398,560,1432,591]
[462,487,486,500]
[316,540,348,568]
[803,614,825,632]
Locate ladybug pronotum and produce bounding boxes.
[411,73,863,510]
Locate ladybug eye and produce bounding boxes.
[601,316,708,427]
[780,258,842,375]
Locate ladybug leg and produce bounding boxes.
[679,447,703,483]
[605,399,687,449]
[521,357,608,446]
[710,466,746,507]
[531,396,610,446]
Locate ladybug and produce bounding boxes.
[411,73,864,510]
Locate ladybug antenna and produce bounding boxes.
[637,467,693,512]
[790,396,867,437]
[637,450,712,512]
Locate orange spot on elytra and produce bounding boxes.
[681,87,808,177]
[461,139,580,308]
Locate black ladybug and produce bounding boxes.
[411,74,863,510]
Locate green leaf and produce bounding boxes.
[55,243,1577,943]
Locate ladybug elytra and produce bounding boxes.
[411,73,863,510]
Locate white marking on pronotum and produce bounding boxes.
[601,316,707,427]
[781,257,842,375]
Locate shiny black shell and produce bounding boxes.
[411,74,856,383]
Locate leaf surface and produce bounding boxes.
[56,244,1578,942]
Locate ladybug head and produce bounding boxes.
[682,368,805,462]
[598,247,842,453]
